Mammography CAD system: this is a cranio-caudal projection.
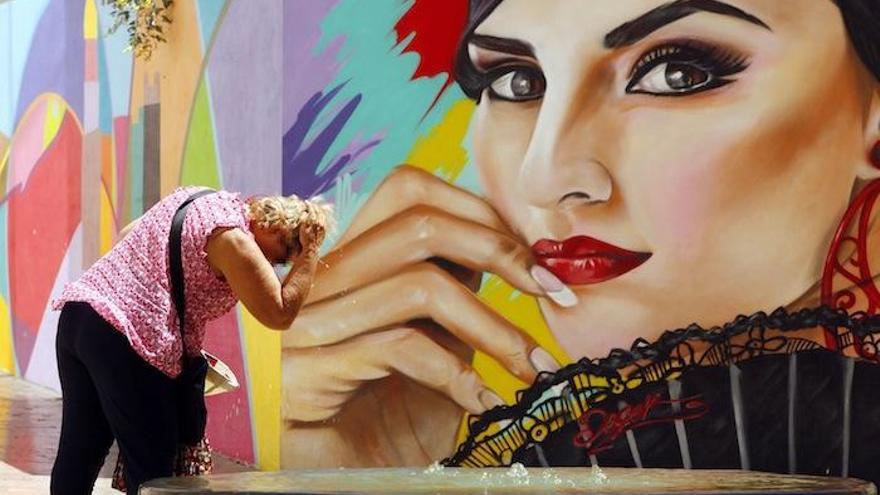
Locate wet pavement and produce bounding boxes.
[0,372,249,493]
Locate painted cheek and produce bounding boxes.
[482,169,527,240]
[639,155,722,260]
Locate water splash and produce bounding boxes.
[591,464,608,484]
[506,463,528,478]
[423,461,445,474]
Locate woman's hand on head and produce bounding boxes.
[206,228,301,330]
[281,165,561,468]
[295,223,325,258]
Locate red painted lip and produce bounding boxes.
[532,236,651,286]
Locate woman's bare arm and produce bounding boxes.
[206,228,319,329]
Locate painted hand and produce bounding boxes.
[280,166,560,468]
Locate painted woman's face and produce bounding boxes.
[469,0,879,358]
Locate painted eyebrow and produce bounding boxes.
[468,34,535,58]
[604,0,771,49]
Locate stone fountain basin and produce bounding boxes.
[141,467,876,494]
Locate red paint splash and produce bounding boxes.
[9,111,82,371]
[394,0,469,111]
[203,311,255,465]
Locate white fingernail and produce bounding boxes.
[479,390,505,411]
[529,347,561,373]
[530,266,578,308]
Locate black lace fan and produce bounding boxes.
[443,306,880,484]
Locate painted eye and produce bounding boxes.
[626,42,749,97]
[489,68,545,101]
[630,62,712,94]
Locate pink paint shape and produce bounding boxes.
[84,40,98,82]
[9,112,82,341]
[203,310,255,465]
[8,98,47,194]
[11,316,36,376]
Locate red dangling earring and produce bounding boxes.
[820,142,880,358]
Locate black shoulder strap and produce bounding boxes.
[169,189,216,340]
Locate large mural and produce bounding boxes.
[279,0,880,481]
[3,0,880,480]
[0,0,282,469]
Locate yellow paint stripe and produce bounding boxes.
[42,97,64,149]
[83,0,98,40]
[0,146,9,183]
[456,276,572,445]
[0,388,9,451]
[0,296,14,375]
[240,307,281,470]
[473,275,571,403]
[99,184,114,255]
[101,134,118,215]
[406,100,475,182]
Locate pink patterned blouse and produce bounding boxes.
[53,187,252,378]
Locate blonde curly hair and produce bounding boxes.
[246,194,335,242]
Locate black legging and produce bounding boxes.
[51,302,178,495]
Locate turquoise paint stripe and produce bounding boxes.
[196,0,226,54]
[1,2,11,137]
[0,202,10,302]
[97,21,113,133]
[96,0,133,118]
[204,72,224,189]
[304,0,470,239]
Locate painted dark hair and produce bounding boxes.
[454,0,880,99]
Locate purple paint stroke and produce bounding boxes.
[16,0,84,123]
[282,83,364,197]
[207,0,282,195]
[283,0,344,133]
[284,83,346,166]
[304,138,381,197]
[336,131,385,162]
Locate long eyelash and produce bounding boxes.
[630,40,750,81]
[471,61,537,95]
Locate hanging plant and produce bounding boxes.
[103,0,174,60]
